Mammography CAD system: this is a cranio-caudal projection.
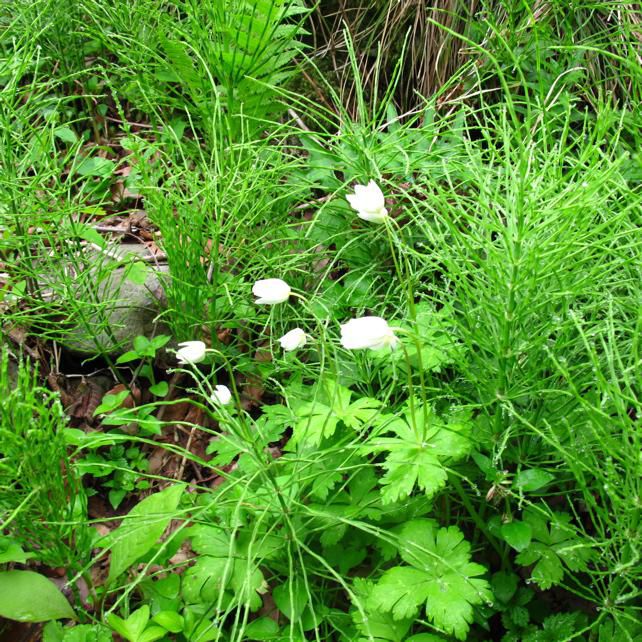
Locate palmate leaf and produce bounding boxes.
[364,404,472,504]
[515,509,593,590]
[352,578,412,642]
[370,520,492,641]
[291,379,381,447]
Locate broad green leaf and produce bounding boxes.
[152,610,184,633]
[370,567,431,620]
[514,510,593,590]
[0,570,75,622]
[243,617,279,640]
[54,126,78,144]
[0,537,33,564]
[514,469,555,492]
[125,261,149,286]
[107,484,184,582]
[77,225,106,247]
[292,400,338,446]
[501,520,533,552]
[116,351,140,365]
[491,571,519,604]
[149,381,169,397]
[182,556,232,603]
[75,156,116,178]
[94,389,130,416]
[273,579,308,623]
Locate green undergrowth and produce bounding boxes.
[1,1,641,641]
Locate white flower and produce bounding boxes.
[346,180,388,223]
[176,340,207,365]
[211,384,232,406]
[279,328,307,352]
[252,278,291,304]
[340,316,398,350]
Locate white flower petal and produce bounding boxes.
[340,316,398,351]
[252,278,291,305]
[176,340,207,364]
[346,180,388,224]
[211,384,232,406]
[279,328,307,352]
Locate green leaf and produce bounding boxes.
[149,381,169,397]
[0,571,75,622]
[514,469,555,492]
[501,520,533,552]
[243,617,279,640]
[370,521,492,640]
[370,567,432,620]
[366,404,472,504]
[116,351,140,365]
[292,400,338,446]
[491,571,519,604]
[152,611,183,633]
[138,627,167,642]
[107,606,149,641]
[125,261,149,286]
[75,156,116,178]
[54,126,78,144]
[514,510,593,590]
[77,225,106,247]
[106,484,184,582]
[94,390,130,416]
[273,579,308,623]
[43,622,112,642]
[352,578,411,642]
[0,537,33,564]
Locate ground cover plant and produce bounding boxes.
[1,0,641,640]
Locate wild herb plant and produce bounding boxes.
[1,0,642,640]
[0,354,91,572]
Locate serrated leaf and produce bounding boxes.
[292,400,338,446]
[371,521,492,640]
[106,484,184,582]
[0,571,75,622]
[352,578,411,642]
[368,404,472,503]
[370,567,432,620]
[514,510,593,590]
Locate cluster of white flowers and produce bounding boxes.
[176,180,398,408]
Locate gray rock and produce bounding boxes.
[44,243,171,356]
